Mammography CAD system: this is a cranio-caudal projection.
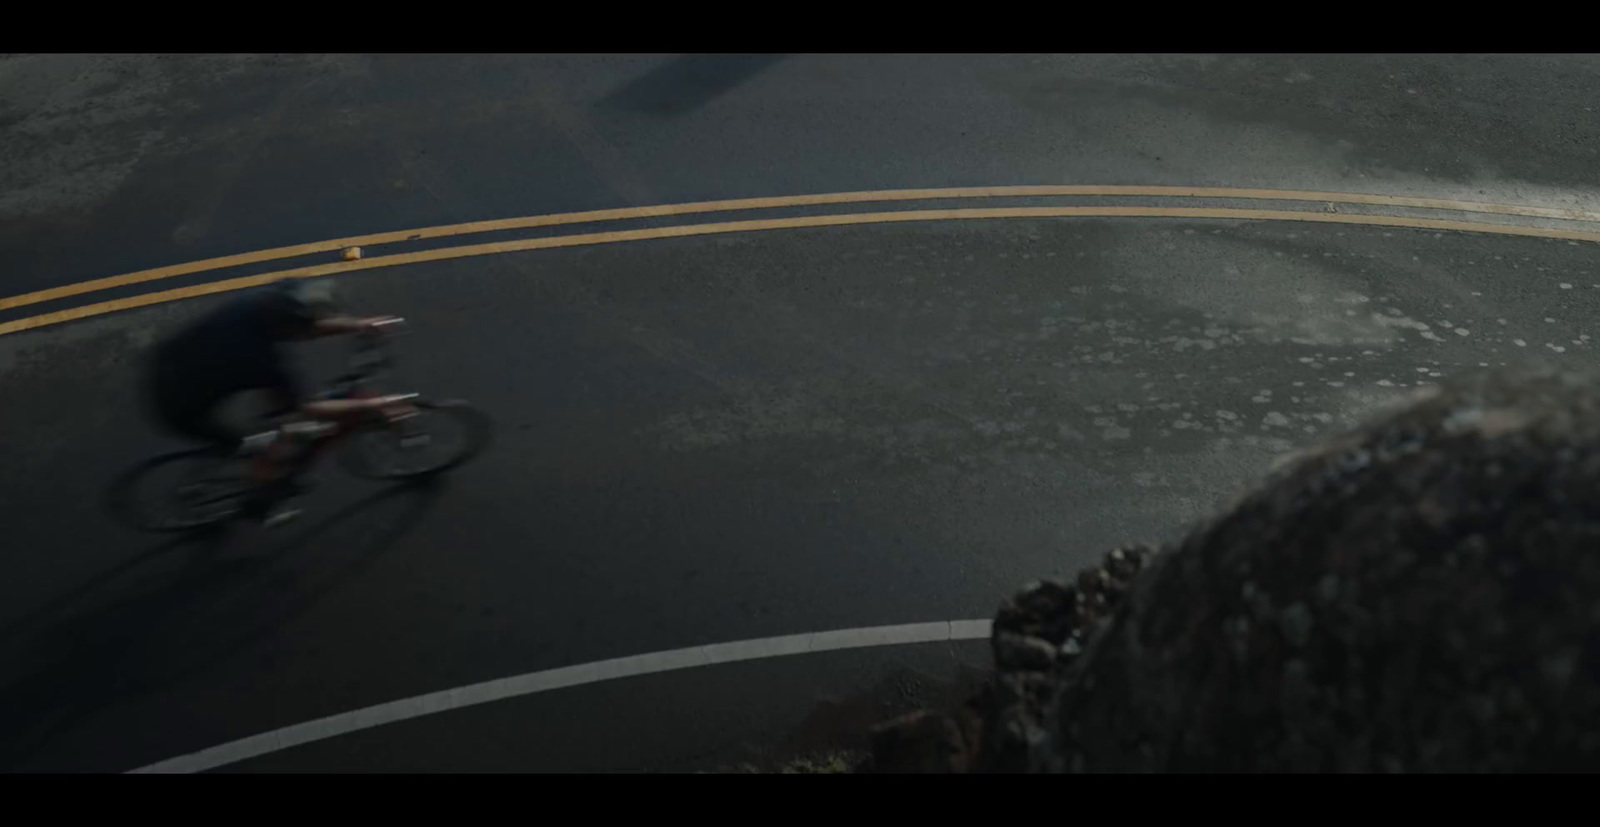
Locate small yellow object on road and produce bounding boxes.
[342,246,362,261]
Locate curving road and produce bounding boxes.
[4,54,1600,772]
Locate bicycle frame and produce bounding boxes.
[260,320,420,471]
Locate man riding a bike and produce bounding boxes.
[146,278,414,525]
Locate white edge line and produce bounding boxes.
[126,618,994,774]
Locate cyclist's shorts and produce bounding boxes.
[148,361,247,451]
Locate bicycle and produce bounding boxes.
[109,319,492,533]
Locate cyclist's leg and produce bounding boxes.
[148,366,292,520]
[164,390,292,503]
[242,398,339,511]
[238,414,309,523]
[245,395,331,485]
[159,398,240,455]
[149,360,221,447]
[248,426,296,486]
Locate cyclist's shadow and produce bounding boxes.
[0,477,445,772]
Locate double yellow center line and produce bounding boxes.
[4,185,1599,338]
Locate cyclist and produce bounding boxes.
[146,278,413,525]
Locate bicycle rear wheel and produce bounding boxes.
[108,449,254,533]
[335,399,491,481]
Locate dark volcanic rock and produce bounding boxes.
[867,544,1155,773]
[872,367,1600,772]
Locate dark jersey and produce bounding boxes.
[151,287,311,414]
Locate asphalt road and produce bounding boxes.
[5,55,1600,772]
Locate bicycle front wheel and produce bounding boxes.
[334,399,492,481]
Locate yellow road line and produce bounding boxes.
[6,185,1600,313]
[5,205,1599,339]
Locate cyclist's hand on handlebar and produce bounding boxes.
[374,394,419,423]
[348,316,403,342]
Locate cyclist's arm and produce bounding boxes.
[311,315,398,337]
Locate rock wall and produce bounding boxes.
[870,367,1600,772]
